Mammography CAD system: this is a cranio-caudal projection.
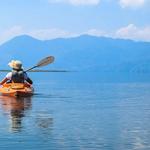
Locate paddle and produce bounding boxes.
[26,56,55,72]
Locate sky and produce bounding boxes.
[0,0,150,44]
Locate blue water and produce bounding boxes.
[0,72,150,150]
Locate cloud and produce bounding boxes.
[0,26,76,44]
[48,0,146,7]
[48,0,100,6]
[1,25,150,45]
[85,29,105,36]
[83,25,150,42]
[28,28,76,39]
[0,26,25,44]
[116,24,150,41]
[119,0,146,8]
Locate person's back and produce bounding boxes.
[11,69,25,83]
[0,60,33,85]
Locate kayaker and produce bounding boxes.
[0,60,33,85]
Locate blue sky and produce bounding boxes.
[0,0,150,43]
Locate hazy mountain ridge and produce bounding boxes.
[0,34,150,72]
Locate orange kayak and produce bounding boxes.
[0,83,34,97]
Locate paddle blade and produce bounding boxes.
[36,56,55,67]
[25,56,55,72]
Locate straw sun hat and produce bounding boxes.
[8,60,23,70]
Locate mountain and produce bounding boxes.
[0,34,150,72]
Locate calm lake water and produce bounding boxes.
[0,72,150,150]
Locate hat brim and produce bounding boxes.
[8,61,23,70]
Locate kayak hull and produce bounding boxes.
[0,83,34,97]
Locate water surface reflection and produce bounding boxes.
[0,96,32,132]
[1,72,150,149]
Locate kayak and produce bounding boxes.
[0,83,34,97]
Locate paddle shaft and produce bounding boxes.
[26,66,38,72]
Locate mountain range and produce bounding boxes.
[0,34,150,72]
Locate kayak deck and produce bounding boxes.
[0,83,34,97]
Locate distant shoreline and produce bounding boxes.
[0,69,70,72]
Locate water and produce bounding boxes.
[0,72,150,150]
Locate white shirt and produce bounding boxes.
[6,72,28,80]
